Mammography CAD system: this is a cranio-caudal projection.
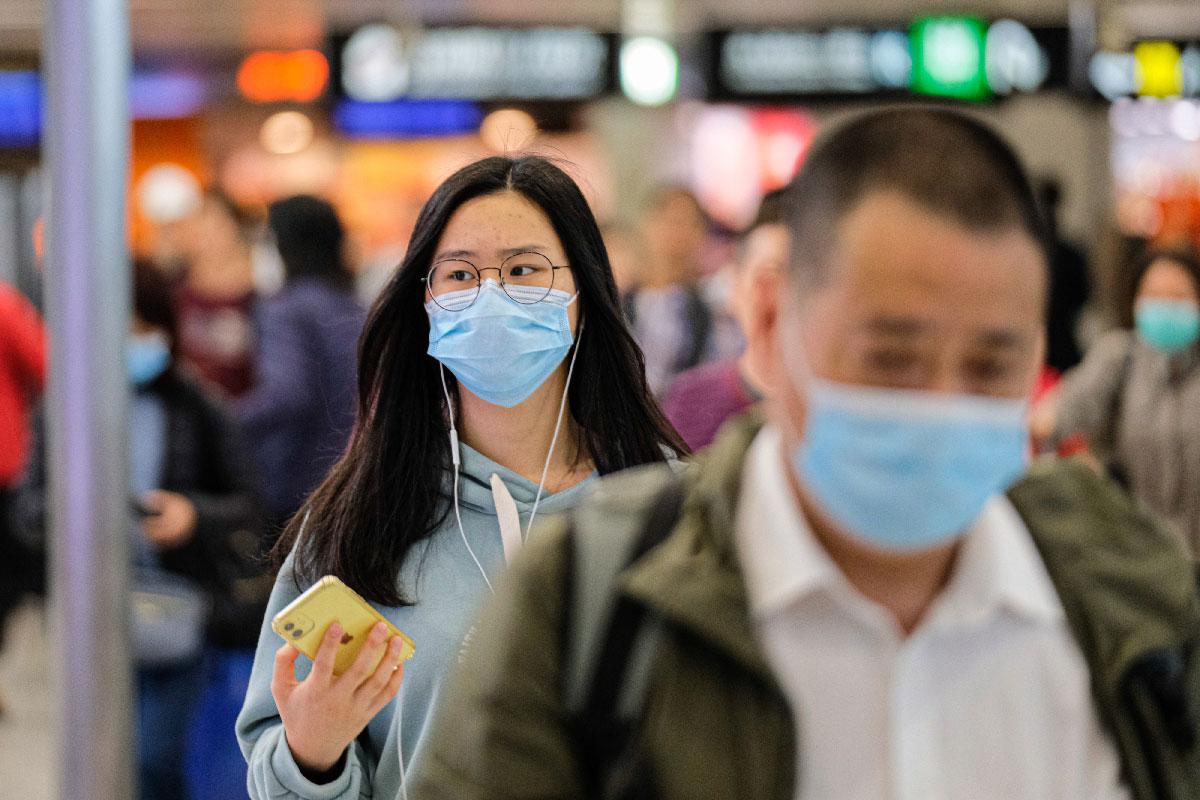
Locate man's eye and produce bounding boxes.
[965,359,1010,382]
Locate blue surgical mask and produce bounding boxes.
[427,281,577,408]
[128,331,171,387]
[1136,299,1200,354]
[792,377,1029,551]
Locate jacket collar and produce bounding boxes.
[620,413,776,681]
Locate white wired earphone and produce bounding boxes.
[439,321,585,595]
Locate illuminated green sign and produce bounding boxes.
[911,16,990,101]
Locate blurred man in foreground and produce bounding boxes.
[410,109,1200,800]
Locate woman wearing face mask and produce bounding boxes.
[1047,246,1200,557]
[236,156,686,800]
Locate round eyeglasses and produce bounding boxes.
[423,251,571,312]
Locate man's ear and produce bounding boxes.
[742,265,785,395]
[1030,327,1048,390]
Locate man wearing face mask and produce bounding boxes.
[410,109,1200,800]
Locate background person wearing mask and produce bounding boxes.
[175,189,259,398]
[599,222,645,295]
[23,261,265,799]
[0,279,44,718]
[235,195,367,533]
[624,186,714,396]
[662,189,789,450]
[1042,246,1200,558]
[410,109,1200,800]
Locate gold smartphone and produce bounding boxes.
[272,575,416,676]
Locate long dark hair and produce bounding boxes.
[273,155,688,605]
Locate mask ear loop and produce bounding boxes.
[441,364,494,595]
[525,318,585,538]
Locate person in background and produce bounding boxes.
[662,190,790,450]
[410,109,1200,800]
[0,279,45,717]
[22,261,265,799]
[175,189,258,397]
[236,156,685,800]
[233,195,367,534]
[1037,178,1092,375]
[1043,246,1200,558]
[599,222,644,295]
[624,186,714,396]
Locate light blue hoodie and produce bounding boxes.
[236,442,598,799]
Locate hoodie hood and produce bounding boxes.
[446,440,597,519]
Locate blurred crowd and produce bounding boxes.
[2,114,1200,800]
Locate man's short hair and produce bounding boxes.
[784,107,1049,285]
[132,258,178,344]
[750,188,790,232]
[736,189,791,265]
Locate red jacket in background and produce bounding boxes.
[0,283,46,487]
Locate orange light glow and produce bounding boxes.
[237,50,329,104]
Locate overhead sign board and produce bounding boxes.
[911,16,990,101]
[333,26,616,103]
[710,19,1065,102]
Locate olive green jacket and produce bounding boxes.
[410,416,1200,800]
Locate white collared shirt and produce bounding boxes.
[735,426,1131,800]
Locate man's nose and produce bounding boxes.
[925,360,969,396]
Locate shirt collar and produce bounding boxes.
[932,494,1065,629]
[735,426,1064,629]
[735,425,844,617]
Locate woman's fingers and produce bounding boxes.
[311,622,345,682]
[339,622,389,690]
[368,658,406,715]
[357,636,405,701]
[271,643,301,699]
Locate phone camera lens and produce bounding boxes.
[292,630,302,639]
[284,622,294,631]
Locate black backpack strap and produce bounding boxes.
[621,289,639,328]
[678,285,713,372]
[1122,647,1199,800]
[1102,344,1135,488]
[563,476,686,800]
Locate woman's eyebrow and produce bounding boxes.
[434,245,551,261]
[433,249,476,261]
[499,245,550,257]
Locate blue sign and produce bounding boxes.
[0,72,40,148]
[0,70,210,148]
[334,98,483,139]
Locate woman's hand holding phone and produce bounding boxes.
[271,620,408,778]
